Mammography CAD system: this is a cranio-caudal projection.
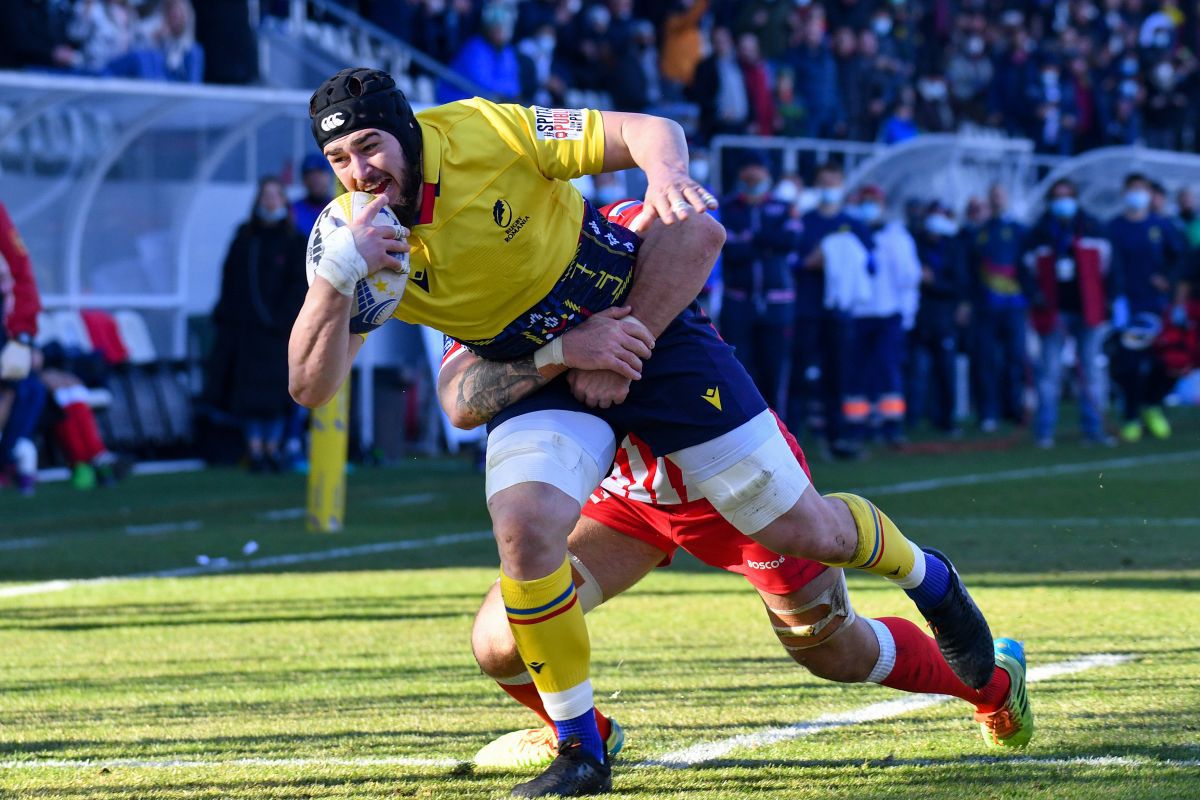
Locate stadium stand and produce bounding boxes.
[2,0,1200,484]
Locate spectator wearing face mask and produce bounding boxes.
[734,0,794,62]
[846,186,920,449]
[518,23,568,108]
[1143,57,1189,150]
[718,156,802,411]
[967,184,1029,433]
[693,26,750,142]
[1023,178,1113,448]
[1108,172,1185,442]
[945,31,993,124]
[788,161,871,456]
[786,10,845,138]
[207,177,308,473]
[914,72,954,133]
[987,23,1037,136]
[909,202,967,435]
[1028,60,1078,155]
[439,3,522,103]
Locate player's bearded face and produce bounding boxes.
[326,129,422,228]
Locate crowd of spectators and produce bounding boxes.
[309,0,1200,153]
[0,0,258,85]
[711,155,1200,458]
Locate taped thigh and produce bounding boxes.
[485,409,616,507]
[763,572,856,652]
[677,423,811,535]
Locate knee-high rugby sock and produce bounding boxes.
[500,558,604,761]
[496,673,612,741]
[824,493,951,610]
[865,617,1010,712]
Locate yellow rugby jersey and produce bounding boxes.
[394,98,606,341]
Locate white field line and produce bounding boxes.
[256,507,307,522]
[0,756,458,770]
[125,520,203,536]
[372,492,438,508]
[0,537,51,551]
[4,753,1198,772]
[905,516,1200,528]
[0,530,494,599]
[851,450,1200,496]
[642,653,1135,768]
[0,654,1174,775]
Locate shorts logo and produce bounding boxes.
[533,106,586,140]
[747,556,787,570]
[702,386,722,411]
[493,199,513,228]
[320,112,346,132]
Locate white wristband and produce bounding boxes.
[312,225,369,296]
[533,336,565,370]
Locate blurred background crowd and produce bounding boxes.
[2,0,1200,495]
[10,0,1200,151]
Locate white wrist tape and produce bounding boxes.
[0,341,32,381]
[533,336,565,370]
[312,225,368,296]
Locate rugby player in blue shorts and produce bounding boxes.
[289,69,997,797]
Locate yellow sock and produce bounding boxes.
[825,492,920,582]
[499,558,593,720]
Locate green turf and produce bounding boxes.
[2,414,1198,799]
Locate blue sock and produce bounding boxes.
[904,551,952,610]
[555,709,605,762]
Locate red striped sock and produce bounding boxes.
[874,617,1010,713]
[496,678,611,740]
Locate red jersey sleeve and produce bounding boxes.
[0,201,42,339]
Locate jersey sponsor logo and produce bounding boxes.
[533,106,586,140]
[702,386,722,411]
[320,112,346,132]
[746,556,787,570]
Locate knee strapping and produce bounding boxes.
[485,411,614,506]
[765,573,856,651]
[691,433,811,535]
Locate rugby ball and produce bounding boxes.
[306,191,409,334]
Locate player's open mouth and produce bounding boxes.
[361,177,394,200]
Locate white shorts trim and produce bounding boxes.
[485,410,616,507]
[667,408,779,483]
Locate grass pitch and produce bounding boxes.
[2,415,1198,799]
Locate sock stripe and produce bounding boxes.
[864,617,897,684]
[505,583,575,616]
[507,593,579,625]
[862,502,886,569]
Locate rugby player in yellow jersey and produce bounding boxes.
[289,69,998,797]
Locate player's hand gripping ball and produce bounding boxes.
[306,191,409,334]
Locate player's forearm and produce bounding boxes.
[288,280,354,408]
[445,356,562,429]
[603,114,688,178]
[625,213,726,337]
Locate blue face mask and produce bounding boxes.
[820,186,844,207]
[739,179,772,199]
[1124,189,1151,212]
[858,201,882,223]
[1050,196,1078,219]
[258,205,288,223]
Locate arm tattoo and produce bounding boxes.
[455,356,549,427]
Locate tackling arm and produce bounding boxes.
[599,112,724,339]
[438,307,654,428]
